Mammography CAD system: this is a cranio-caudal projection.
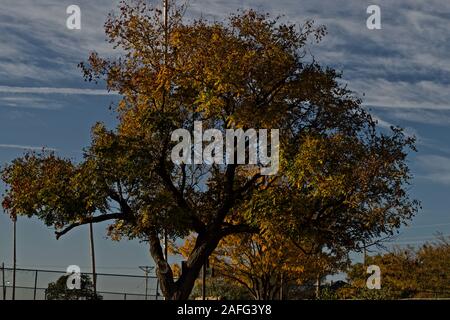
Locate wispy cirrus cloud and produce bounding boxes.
[1,0,448,113]
[0,86,116,111]
[0,0,121,84]
[360,80,450,111]
[386,109,450,126]
[190,0,450,125]
[371,114,421,143]
[0,86,115,95]
[0,95,61,110]
[416,154,450,185]
[0,144,57,151]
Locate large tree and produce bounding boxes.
[1,1,418,299]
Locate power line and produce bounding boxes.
[1,267,156,279]
[388,234,450,241]
[14,264,145,270]
[386,240,440,245]
[139,266,154,300]
[378,233,450,245]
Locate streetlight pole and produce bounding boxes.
[89,222,97,296]
[12,217,16,301]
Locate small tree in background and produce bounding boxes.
[342,236,450,299]
[46,274,102,300]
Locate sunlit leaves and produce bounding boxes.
[1,152,109,227]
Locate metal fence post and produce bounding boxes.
[33,270,38,300]
[155,279,159,301]
[1,263,6,300]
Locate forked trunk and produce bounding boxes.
[149,229,221,300]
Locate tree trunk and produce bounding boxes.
[148,228,222,300]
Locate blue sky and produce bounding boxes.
[0,0,449,283]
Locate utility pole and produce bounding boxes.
[279,273,284,300]
[89,222,97,296]
[363,240,367,266]
[139,266,154,300]
[163,0,169,301]
[202,257,209,300]
[202,261,206,300]
[163,0,169,62]
[164,0,169,38]
[12,217,16,300]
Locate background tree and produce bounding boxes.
[190,276,252,300]
[46,274,102,300]
[341,236,450,299]
[1,1,418,300]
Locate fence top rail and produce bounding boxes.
[0,266,157,279]
[2,285,151,296]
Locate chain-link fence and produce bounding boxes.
[0,265,162,300]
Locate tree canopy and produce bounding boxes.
[1,1,418,299]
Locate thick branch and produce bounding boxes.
[108,188,132,215]
[55,212,126,240]
[221,223,259,237]
[158,157,205,233]
[180,163,187,194]
[235,173,262,202]
[213,164,236,226]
